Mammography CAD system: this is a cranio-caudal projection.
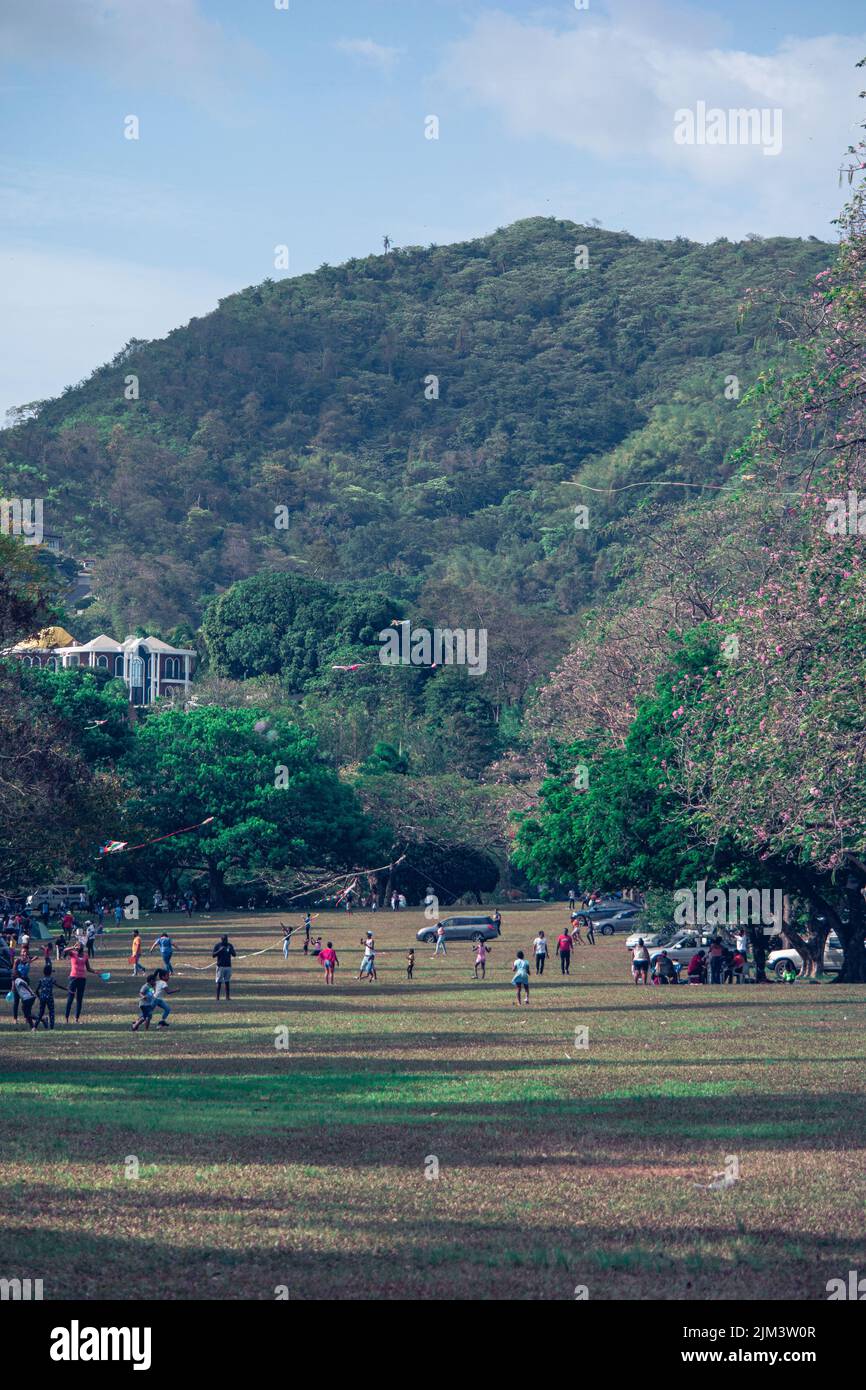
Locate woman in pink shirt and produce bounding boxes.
[319,942,339,985]
[64,943,93,1022]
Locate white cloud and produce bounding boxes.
[442,9,866,237]
[336,37,402,71]
[0,246,233,423]
[0,0,263,107]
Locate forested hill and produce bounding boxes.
[0,219,832,640]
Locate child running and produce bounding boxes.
[150,970,173,1026]
[512,950,530,1006]
[13,969,37,1028]
[132,979,155,1032]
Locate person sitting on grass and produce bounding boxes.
[512,950,530,1006]
[652,950,677,985]
[730,950,746,984]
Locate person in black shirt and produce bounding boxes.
[212,935,237,1001]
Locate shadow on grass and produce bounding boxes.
[0,1209,858,1301]
[2,1079,865,1160]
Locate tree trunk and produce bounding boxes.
[781,923,830,978]
[836,874,866,981]
[747,926,768,982]
[207,859,226,909]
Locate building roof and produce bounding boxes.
[139,636,195,654]
[14,625,77,650]
[74,634,123,652]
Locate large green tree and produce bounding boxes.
[109,705,386,905]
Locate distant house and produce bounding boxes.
[5,628,196,706]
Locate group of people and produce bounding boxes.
[630,935,749,985]
[3,936,98,1027]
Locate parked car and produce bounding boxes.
[647,930,730,969]
[25,884,90,912]
[585,906,644,936]
[416,915,501,944]
[625,923,678,951]
[767,933,843,980]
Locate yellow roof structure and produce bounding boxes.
[16,625,77,650]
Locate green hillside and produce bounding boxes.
[0,218,833,643]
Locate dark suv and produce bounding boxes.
[416,915,501,944]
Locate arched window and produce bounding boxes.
[129,657,144,688]
[96,655,109,669]
[114,656,124,677]
[165,657,179,679]
[47,656,57,672]
[22,656,33,667]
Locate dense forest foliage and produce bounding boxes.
[1,218,831,657]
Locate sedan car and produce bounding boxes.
[647,930,724,967]
[584,906,644,936]
[625,923,678,951]
[416,915,501,944]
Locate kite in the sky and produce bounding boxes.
[97,815,215,857]
[331,663,365,672]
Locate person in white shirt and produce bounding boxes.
[735,929,749,955]
[533,931,548,975]
[150,971,172,1027]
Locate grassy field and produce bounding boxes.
[2,905,865,1301]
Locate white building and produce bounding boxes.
[7,628,196,707]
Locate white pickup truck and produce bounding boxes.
[766,933,843,980]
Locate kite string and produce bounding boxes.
[156,855,406,969]
[98,815,215,857]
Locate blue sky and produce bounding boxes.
[1,0,865,420]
